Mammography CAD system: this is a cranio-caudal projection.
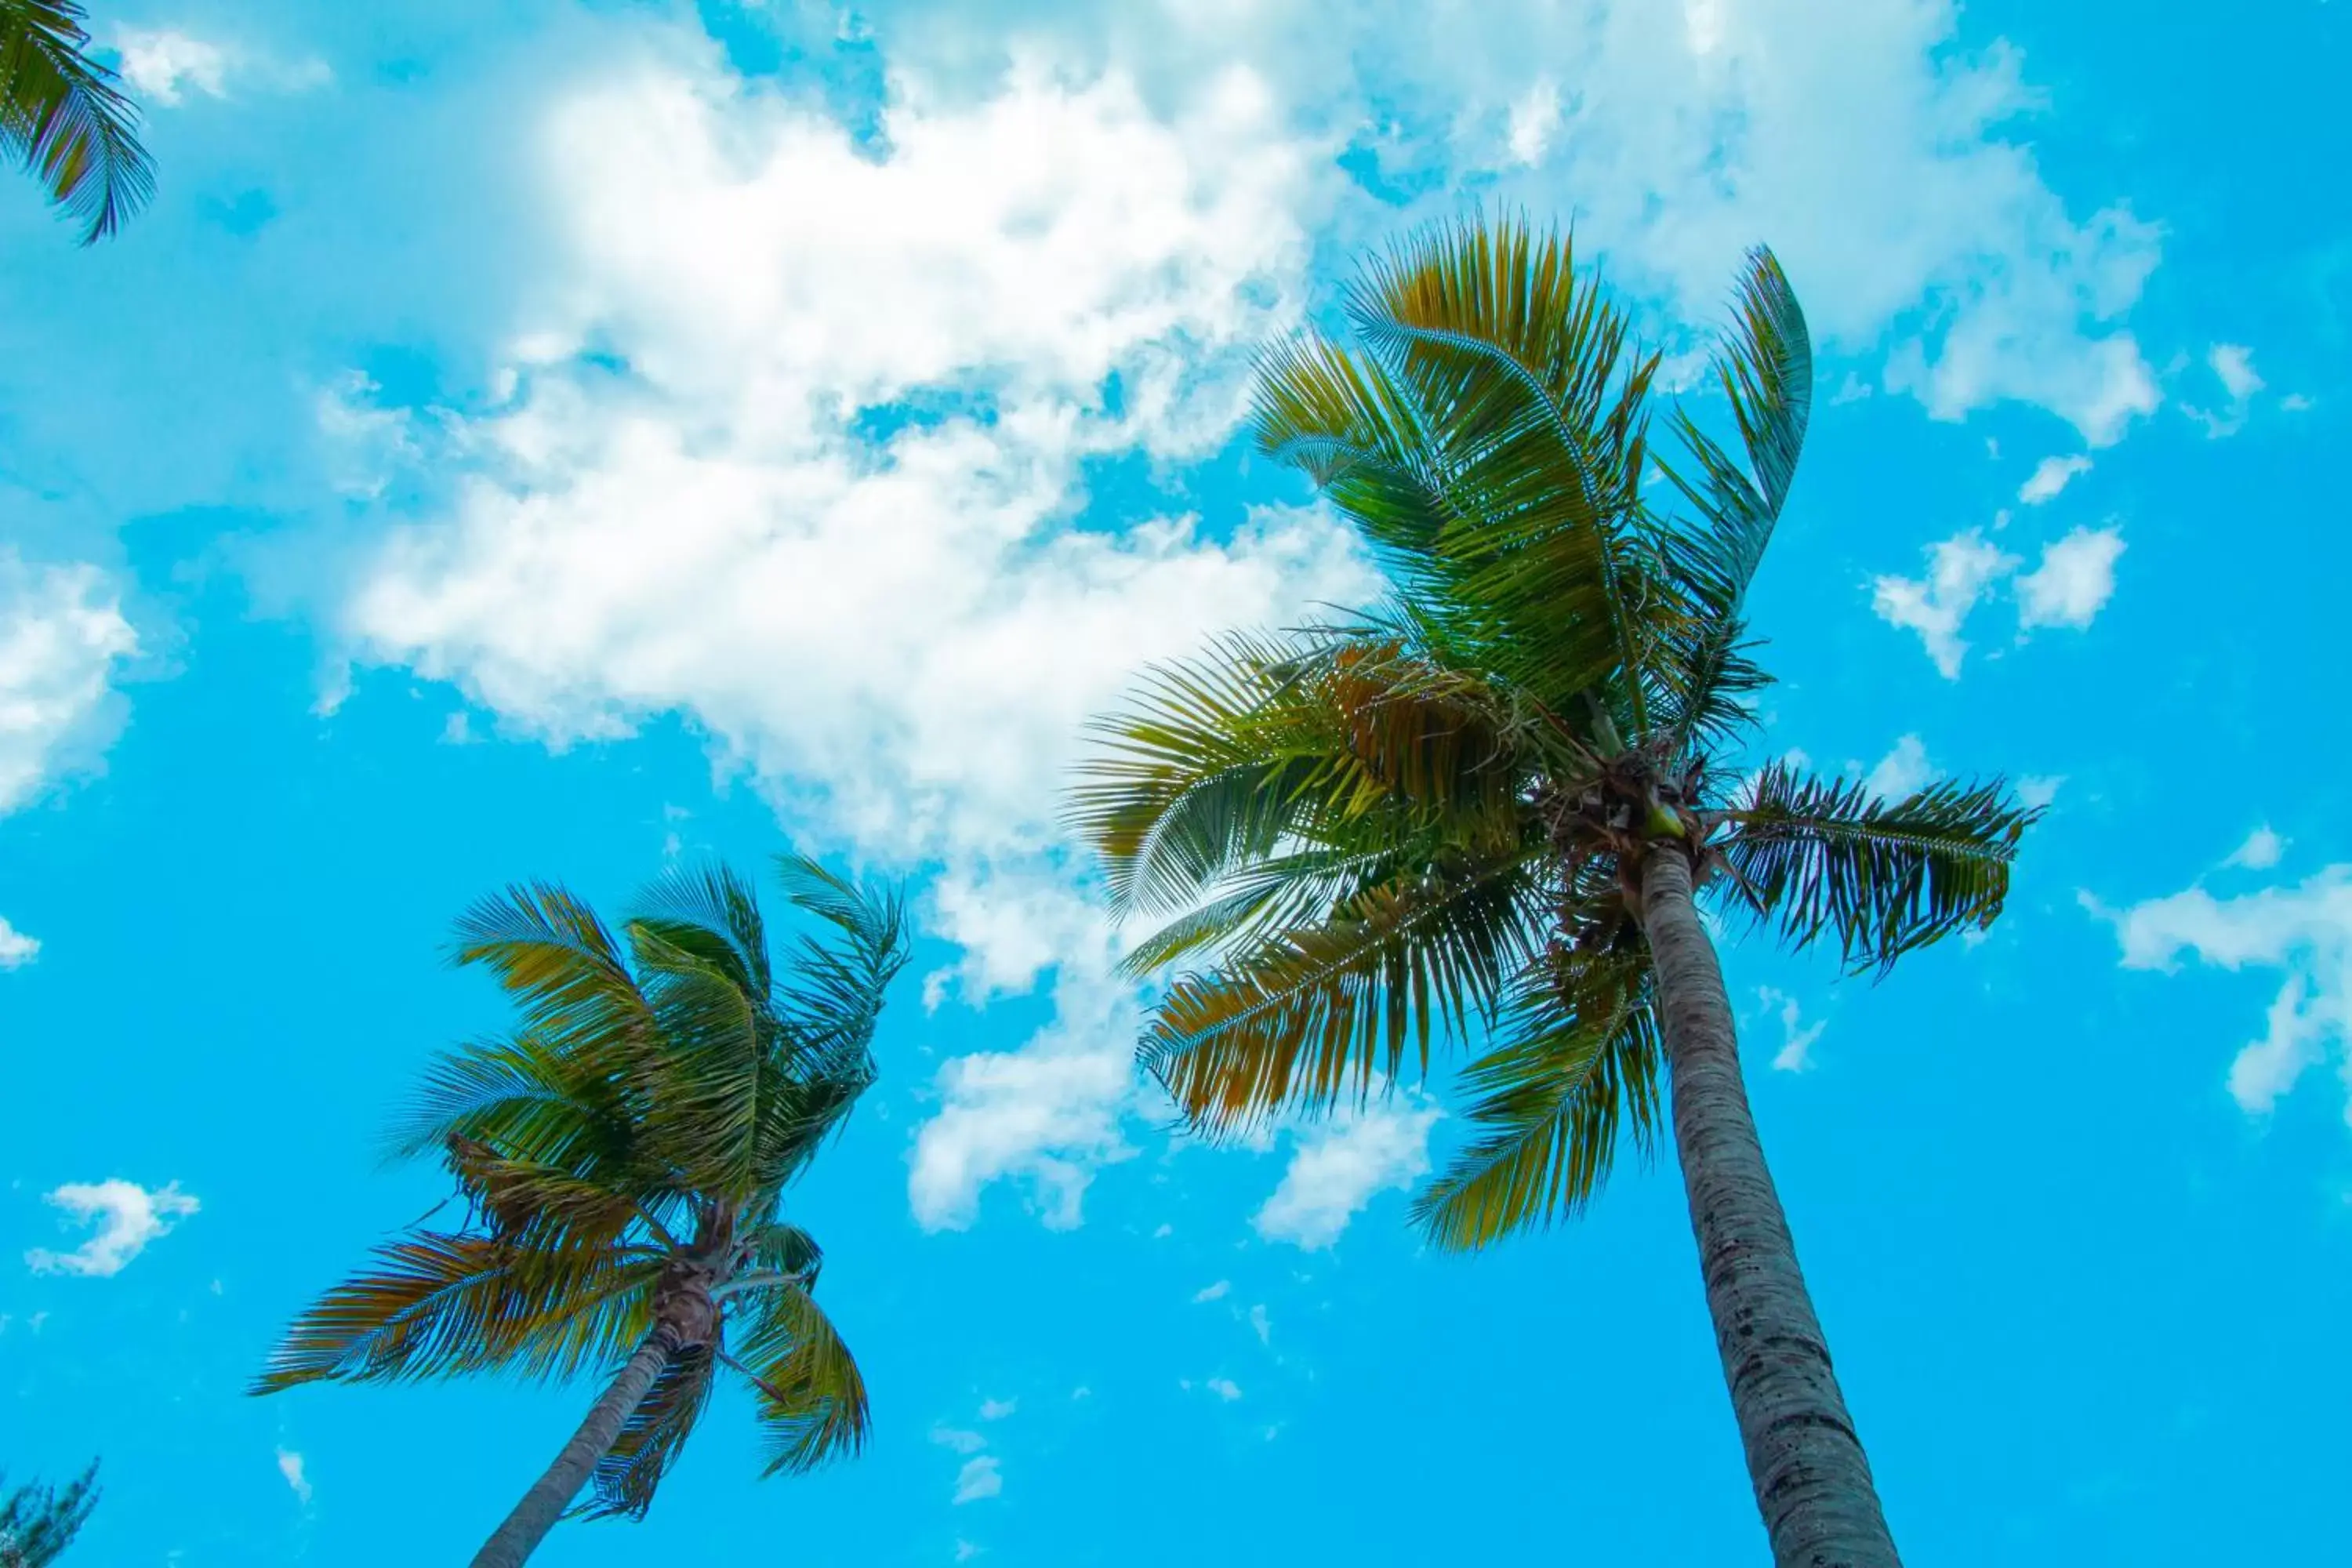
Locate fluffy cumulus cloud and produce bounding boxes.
[2093,861,2352,1123]
[2185,343,2264,437]
[24,1179,199,1277]
[1756,986,1826,1073]
[1253,1096,1441,1250]
[1,551,140,815]
[331,0,2170,1231]
[275,1448,314,1506]
[1862,733,1935,802]
[2015,527,2125,631]
[1871,532,2018,679]
[0,916,39,971]
[1873,524,2123,673]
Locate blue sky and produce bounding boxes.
[3,0,2348,1561]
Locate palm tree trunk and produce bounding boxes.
[1638,844,1901,1567]
[469,1324,680,1568]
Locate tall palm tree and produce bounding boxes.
[0,1461,98,1566]
[1073,217,2033,1567]
[1,1,152,243]
[256,856,908,1568]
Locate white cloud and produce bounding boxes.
[2209,343,2263,402]
[953,1456,1003,1505]
[274,1449,312,1507]
[1870,531,2016,679]
[25,1180,199,1277]
[2018,775,2064,811]
[1253,1095,1440,1250]
[1504,78,1561,166]
[2014,526,2124,632]
[2183,343,2264,438]
[931,1425,986,1455]
[1207,1377,1243,1401]
[0,916,38,971]
[2092,865,2352,1121]
[1757,986,1827,1073]
[110,26,330,106]
[1862,734,1935,802]
[1,551,140,815]
[2017,454,2091,505]
[978,1397,1018,1421]
[336,55,1374,1233]
[1248,1303,1272,1345]
[1192,1279,1232,1303]
[2228,826,2286,872]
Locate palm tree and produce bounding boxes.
[1,1,153,243]
[1073,217,2034,1566]
[256,857,908,1568]
[0,1461,98,1566]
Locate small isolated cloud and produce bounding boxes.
[109,26,329,106]
[2018,454,2092,505]
[1863,735,1936,802]
[1247,1304,1271,1345]
[2184,344,2265,437]
[1,550,140,815]
[2228,826,2287,872]
[978,1398,1017,1421]
[2018,775,2065,811]
[1207,1377,1243,1401]
[25,1180,198,1277]
[931,1425,985,1456]
[2015,527,2125,631]
[955,1543,982,1564]
[1504,78,1560,166]
[1254,1095,1439,1250]
[953,1456,1003,1505]
[1870,532,2017,678]
[2090,863,2352,1121]
[0,916,39,970]
[1757,987,1828,1074]
[1191,1279,1231,1304]
[275,1449,312,1506]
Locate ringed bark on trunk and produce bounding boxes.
[1637,844,1903,1568]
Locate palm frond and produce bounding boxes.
[251,1231,659,1392]
[1144,854,1542,1135]
[0,1460,100,1567]
[730,1286,870,1475]
[0,0,152,243]
[1411,954,1661,1250]
[387,1033,639,1171]
[584,1344,715,1520]
[631,862,773,1007]
[1717,761,2037,974]
[450,884,655,1063]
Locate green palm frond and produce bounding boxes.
[1412,953,1661,1250]
[1075,630,1526,923]
[1145,854,1543,1134]
[444,1137,677,1254]
[631,862,774,1007]
[584,1345,715,1520]
[1718,761,2037,974]
[0,0,153,244]
[387,1033,639,1171]
[731,1285,870,1476]
[451,884,655,1062]
[0,1460,100,1568]
[252,1232,660,1392]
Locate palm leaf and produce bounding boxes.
[731,1285,870,1475]
[584,1343,715,1519]
[1717,761,2036,974]
[0,0,152,243]
[1412,953,1661,1250]
[1144,854,1542,1134]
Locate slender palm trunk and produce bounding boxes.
[469,1325,680,1568]
[1639,845,1901,1568]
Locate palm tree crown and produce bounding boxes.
[2,1,153,244]
[1074,216,2034,1248]
[256,855,906,1522]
